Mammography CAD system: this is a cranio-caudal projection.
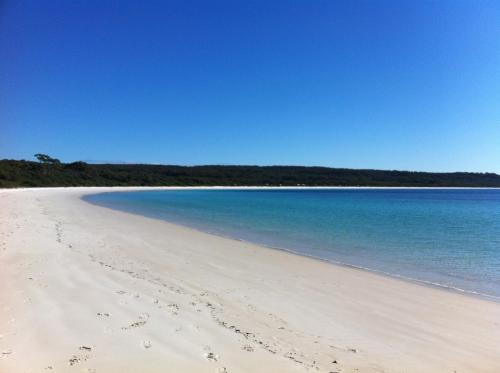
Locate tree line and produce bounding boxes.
[1,155,500,188]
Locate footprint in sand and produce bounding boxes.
[123,313,149,329]
[167,303,180,315]
[204,352,218,362]
[68,346,92,366]
[68,355,82,366]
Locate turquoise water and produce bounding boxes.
[84,189,500,299]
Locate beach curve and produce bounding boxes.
[1,187,500,372]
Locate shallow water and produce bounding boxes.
[85,188,500,299]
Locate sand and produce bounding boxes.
[0,187,499,373]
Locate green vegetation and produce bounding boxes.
[1,157,500,188]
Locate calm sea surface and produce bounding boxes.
[84,189,500,298]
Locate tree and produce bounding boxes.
[34,153,61,164]
[65,161,88,171]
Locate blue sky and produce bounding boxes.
[1,1,499,172]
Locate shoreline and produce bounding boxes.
[4,184,500,192]
[82,188,500,303]
[1,187,500,372]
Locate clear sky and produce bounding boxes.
[1,1,499,172]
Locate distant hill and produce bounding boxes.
[1,159,500,188]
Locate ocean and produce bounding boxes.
[84,188,500,299]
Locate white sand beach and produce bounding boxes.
[1,187,499,373]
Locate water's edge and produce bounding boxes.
[82,191,500,303]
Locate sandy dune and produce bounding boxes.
[1,187,499,372]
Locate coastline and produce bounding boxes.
[1,187,500,372]
[83,187,500,303]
